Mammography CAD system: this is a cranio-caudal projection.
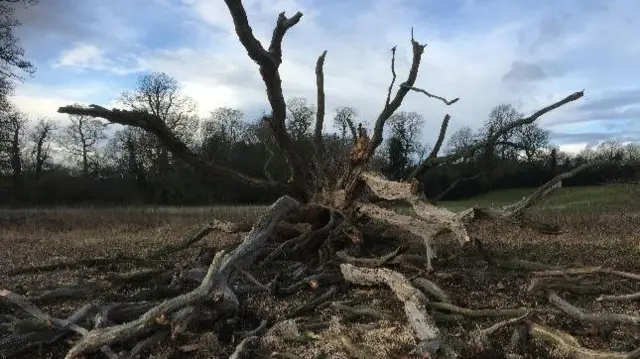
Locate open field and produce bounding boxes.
[1,184,639,358]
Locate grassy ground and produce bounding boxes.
[438,183,640,212]
[0,184,639,358]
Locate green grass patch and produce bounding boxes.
[438,184,639,212]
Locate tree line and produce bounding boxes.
[1,71,639,206]
[0,0,638,206]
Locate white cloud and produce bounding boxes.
[12,0,640,151]
[54,43,142,75]
[56,44,104,68]
[12,83,123,125]
[558,143,587,155]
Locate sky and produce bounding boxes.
[9,0,640,154]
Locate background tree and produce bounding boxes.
[383,111,424,178]
[446,126,475,161]
[481,104,522,160]
[515,123,550,162]
[119,72,199,202]
[286,97,315,142]
[28,117,54,179]
[333,106,358,140]
[0,0,36,82]
[60,113,107,178]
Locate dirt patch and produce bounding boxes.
[1,205,639,358]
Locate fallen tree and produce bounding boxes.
[0,0,636,358]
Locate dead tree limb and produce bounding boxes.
[427,302,531,318]
[597,292,640,302]
[314,50,328,158]
[535,267,640,281]
[57,105,294,196]
[335,247,402,267]
[0,304,95,357]
[149,219,250,258]
[427,114,451,160]
[0,290,119,358]
[499,161,603,218]
[229,336,258,359]
[64,196,300,359]
[402,85,460,106]
[361,171,469,243]
[339,264,446,357]
[411,277,451,303]
[385,46,397,107]
[529,323,640,359]
[548,291,640,325]
[364,34,427,163]
[433,173,482,203]
[411,90,585,178]
[224,0,308,196]
[469,312,532,351]
[63,251,226,359]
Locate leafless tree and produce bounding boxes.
[28,116,54,179]
[60,112,107,177]
[53,1,606,358]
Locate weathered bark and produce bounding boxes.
[549,291,640,325]
[57,104,296,198]
[62,195,300,359]
[340,264,447,357]
[529,324,640,359]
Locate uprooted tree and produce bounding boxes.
[2,1,638,358]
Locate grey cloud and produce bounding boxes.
[550,87,640,126]
[549,130,640,147]
[577,88,640,112]
[502,59,566,83]
[502,60,547,82]
[15,1,97,41]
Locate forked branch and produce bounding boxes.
[365,34,427,162]
[223,0,307,197]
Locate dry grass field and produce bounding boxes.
[1,184,639,358]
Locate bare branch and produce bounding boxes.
[57,105,293,195]
[501,161,602,218]
[433,173,482,202]
[223,0,275,66]
[403,85,460,105]
[229,336,258,359]
[427,114,450,160]
[427,302,531,318]
[549,291,640,325]
[64,195,300,359]
[534,267,640,281]
[365,36,426,162]
[412,90,585,177]
[268,12,304,63]
[597,292,640,302]
[314,50,328,156]
[385,46,397,107]
[340,264,446,356]
[530,323,640,358]
[411,277,451,303]
[223,0,308,197]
